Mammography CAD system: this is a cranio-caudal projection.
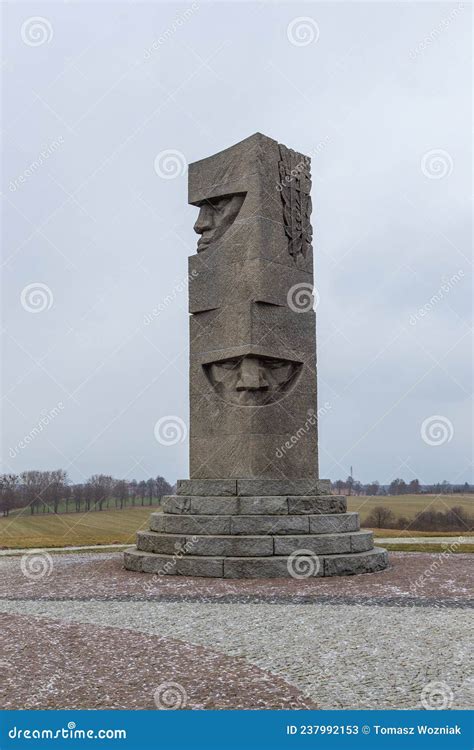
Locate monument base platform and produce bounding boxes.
[123,489,389,578]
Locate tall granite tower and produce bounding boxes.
[124,133,388,578]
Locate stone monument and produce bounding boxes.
[124,133,388,578]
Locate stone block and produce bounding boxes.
[136,531,186,555]
[161,496,194,514]
[274,533,352,556]
[309,513,359,534]
[150,513,231,535]
[176,556,224,577]
[123,550,178,575]
[238,496,288,515]
[162,496,239,515]
[223,557,293,579]
[323,548,389,577]
[237,480,330,496]
[288,495,346,514]
[350,531,374,553]
[230,515,309,535]
[191,535,273,557]
[189,382,318,440]
[141,553,177,575]
[176,480,237,496]
[123,549,143,572]
[189,256,314,314]
[188,133,313,273]
[190,433,320,480]
[148,513,164,532]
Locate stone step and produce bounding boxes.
[136,530,372,557]
[176,479,331,497]
[123,547,388,578]
[161,495,347,516]
[274,531,373,555]
[150,511,360,536]
[136,531,274,557]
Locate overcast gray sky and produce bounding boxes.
[2,1,472,486]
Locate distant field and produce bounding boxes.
[349,494,473,524]
[0,507,153,549]
[0,494,472,550]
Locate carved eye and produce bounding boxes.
[216,358,240,370]
[261,358,289,369]
[212,198,230,213]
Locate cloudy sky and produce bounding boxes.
[2,1,471,486]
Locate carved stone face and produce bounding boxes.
[193,193,245,252]
[204,354,302,406]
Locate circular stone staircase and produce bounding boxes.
[124,484,388,578]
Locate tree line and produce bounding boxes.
[364,505,473,532]
[0,471,173,517]
[331,477,473,496]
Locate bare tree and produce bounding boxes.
[0,474,19,516]
[389,478,407,496]
[138,480,147,506]
[129,480,138,507]
[156,475,172,500]
[72,484,84,512]
[146,478,155,505]
[46,469,68,514]
[89,474,114,511]
[21,470,41,514]
[365,506,395,529]
[366,481,380,496]
[114,480,129,510]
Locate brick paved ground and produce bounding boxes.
[0,552,472,710]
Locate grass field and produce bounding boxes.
[0,494,472,550]
[0,507,153,549]
[348,494,473,523]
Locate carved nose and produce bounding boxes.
[236,358,268,391]
[194,205,214,235]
